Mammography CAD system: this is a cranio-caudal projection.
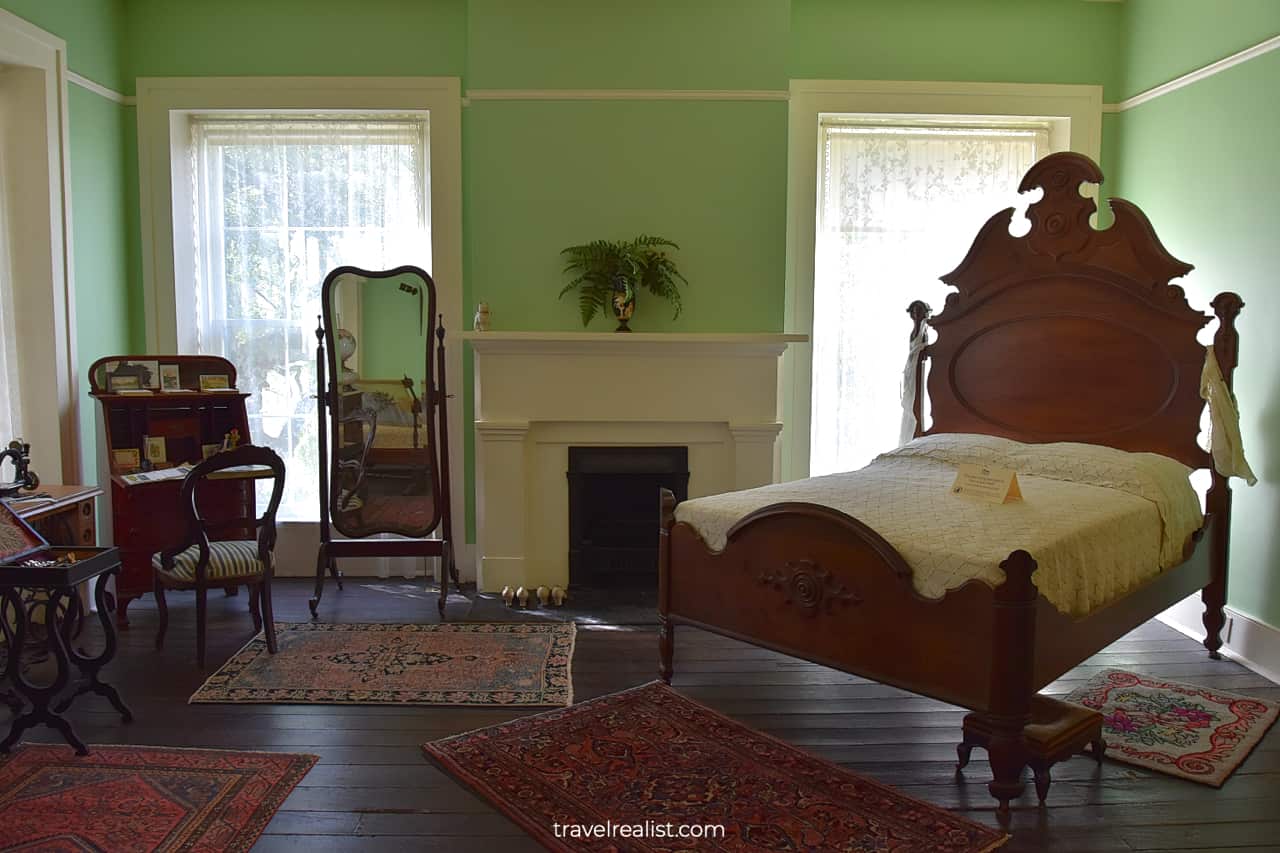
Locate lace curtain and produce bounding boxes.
[810,123,1048,476]
[190,116,429,521]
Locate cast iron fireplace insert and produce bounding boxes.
[567,446,689,587]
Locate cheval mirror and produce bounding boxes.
[311,265,457,617]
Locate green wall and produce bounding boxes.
[9,3,1275,626]
[122,0,466,90]
[1112,2,1280,629]
[791,0,1124,100]
[0,0,125,91]
[5,1,1131,548]
[68,85,134,475]
[1120,0,1279,97]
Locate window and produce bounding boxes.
[809,120,1049,475]
[187,115,429,520]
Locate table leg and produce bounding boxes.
[0,588,88,756]
[0,592,25,714]
[54,571,133,723]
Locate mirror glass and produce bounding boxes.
[325,268,438,538]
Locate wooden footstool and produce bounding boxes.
[957,695,1105,805]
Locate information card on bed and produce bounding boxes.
[950,464,1023,504]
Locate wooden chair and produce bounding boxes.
[153,445,286,668]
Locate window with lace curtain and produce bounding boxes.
[188,115,429,521]
[809,120,1051,476]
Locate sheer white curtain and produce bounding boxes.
[190,116,429,520]
[810,122,1047,476]
[0,126,19,442]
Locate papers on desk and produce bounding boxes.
[119,464,193,486]
[117,462,273,486]
[116,389,154,396]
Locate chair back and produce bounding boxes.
[179,444,287,568]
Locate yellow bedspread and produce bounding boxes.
[674,434,1203,617]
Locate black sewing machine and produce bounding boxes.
[0,439,40,497]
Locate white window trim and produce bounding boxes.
[0,10,80,482]
[782,79,1103,482]
[136,76,467,576]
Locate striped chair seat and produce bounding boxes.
[153,540,265,582]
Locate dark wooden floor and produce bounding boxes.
[13,580,1280,852]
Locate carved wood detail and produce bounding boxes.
[758,560,862,617]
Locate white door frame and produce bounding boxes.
[782,79,1103,481]
[0,10,81,482]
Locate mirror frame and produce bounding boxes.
[320,264,441,539]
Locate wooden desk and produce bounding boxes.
[7,484,101,547]
[89,354,255,626]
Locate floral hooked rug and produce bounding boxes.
[1065,668,1279,786]
[424,681,1007,852]
[190,621,576,706]
[0,744,314,852]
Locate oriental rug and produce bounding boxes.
[424,681,1008,852]
[190,621,575,706]
[0,744,314,852]
[1065,668,1279,786]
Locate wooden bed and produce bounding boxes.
[657,152,1242,810]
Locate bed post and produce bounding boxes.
[906,300,931,438]
[984,549,1039,813]
[1203,292,1243,659]
[658,488,677,683]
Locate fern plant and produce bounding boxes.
[559,235,688,329]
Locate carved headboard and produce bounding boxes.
[914,152,1241,471]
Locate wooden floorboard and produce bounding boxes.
[11,579,1279,852]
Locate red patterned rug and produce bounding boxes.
[0,744,314,852]
[190,621,575,706]
[1065,668,1279,786]
[424,681,1007,852]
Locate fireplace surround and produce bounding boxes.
[460,331,805,591]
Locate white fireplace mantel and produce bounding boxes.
[460,331,806,592]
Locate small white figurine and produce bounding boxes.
[536,585,551,606]
[501,585,514,606]
[473,302,491,331]
[515,586,529,607]
[551,586,567,606]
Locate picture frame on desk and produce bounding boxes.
[104,359,160,390]
[159,364,181,391]
[202,443,221,460]
[198,374,230,391]
[144,436,167,465]
[111,448,141,474]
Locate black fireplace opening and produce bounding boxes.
[568,446,690,587]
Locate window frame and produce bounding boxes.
[137,77,464,570]
[783,79,1103,482]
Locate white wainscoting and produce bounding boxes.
[1159,595,1280,684]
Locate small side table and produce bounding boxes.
[957,695,1105,805]
[0,547,132,755]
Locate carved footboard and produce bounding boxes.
[657,489,1039,715]
[658,487,1048,808]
